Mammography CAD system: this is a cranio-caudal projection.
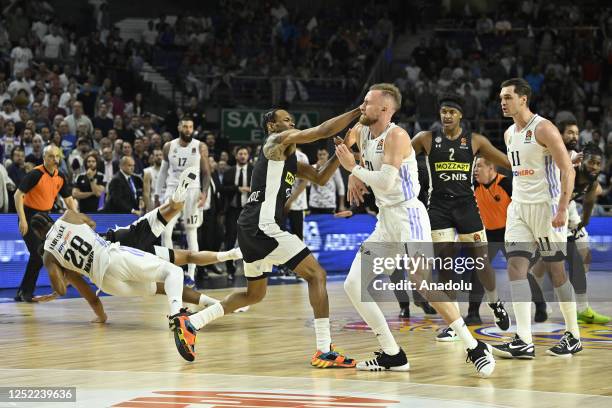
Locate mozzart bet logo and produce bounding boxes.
[112,391,400,407]
[343,317,612,349]
[434,162,470,172]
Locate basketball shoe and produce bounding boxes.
[311,344,356,368]
[466,340,496,378]
[436,327,460,342]
[492,335,535,359]
[577,306,611,324]
[172,166,199,203]
[546,332,583,358]
[488,300,511,330]
[169,310,197,362]
[356,348,410,372]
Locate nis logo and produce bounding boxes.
[439,173,467,181]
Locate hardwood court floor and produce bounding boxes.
[1,279,611,408]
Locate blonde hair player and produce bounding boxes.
[493,78,581,359]
[335,83,496,377]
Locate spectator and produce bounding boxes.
[580,120,595,145]
[1,100,21,122]
[25,134,44,166]
[68,137,92,177]
[99,146,117,184]
[10,37,33,77]
[0,159,14,212]
[13,145,76,302]
[58,119,77,158]
[104,155,143,215]
[73,152,105,213]
[308,148,346,213]
[47,95,66,123]
[65,101,94,136]
[41,25,64,59]
[77,82,97,118]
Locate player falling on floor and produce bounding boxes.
[174,107,362,368]
[493,78,582,359]
[531,129,610,324]
[411,93,511,342]
[31,168,242,326]
[155,118,211,287]
[335,83,496,377]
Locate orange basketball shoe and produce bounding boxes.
[311,344,356,368]
[170,311,197,362]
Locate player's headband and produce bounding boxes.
[439,101,463,114]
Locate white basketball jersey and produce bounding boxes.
[144,166,161,198]
[359,123,420,207]
[43,219,116,287]
[166,138,201,190]
[506,114,560,203]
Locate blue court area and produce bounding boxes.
[0,213,610,301]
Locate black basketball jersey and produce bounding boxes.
[572,166,596,202]
[238,140,298,227]
[427,128,476,199]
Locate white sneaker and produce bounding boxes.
[436,327,460,342]
[172,166,199,203]
[234,305,250,313]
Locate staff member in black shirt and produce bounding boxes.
[73,152,106,212]
[14,145,77,302]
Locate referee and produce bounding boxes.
[13,145,76,302]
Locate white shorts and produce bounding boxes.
[99,246,173,297]
[165,188,203,228]
[568,200,589,249]
[363,201,434,273]
[238,223,310,280]
[505,201,567,260]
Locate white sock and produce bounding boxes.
[217,247,242,262]
[185,228,198,280]
[189,302,225,330]
[450,318,478,349]
[511,279,533,344]
[314,318,331,353]
[453,301,460,314]
[161,215,178,249]
[163,265,184,316]
[484,288,498,304]
[555,280,580,339]
[575,292,589,313]
[198,294,220,307]
[372,324,400,356]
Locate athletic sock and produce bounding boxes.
[575,292,589,313]
[511,279,533,344]
[450,318,478,350]
[555,280,580,339]
[372,323,401,356]
[217,247,242,262]
[484,288,498,304]
[198,294,220,307]
[164,266,184,316]
[189,302,225,330]
[314,318,331,353]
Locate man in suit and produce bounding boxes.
[104,156,143,215]
[221,146,253,280]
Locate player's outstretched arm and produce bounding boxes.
[264,108,360,160]
[43,251,67,296]
[473,133,511,169]
[537,120,575,226]
[296,131,356,186]
[64,270,107,323]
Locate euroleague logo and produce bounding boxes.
[342,317,612,349]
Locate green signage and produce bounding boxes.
[221,109,320,142]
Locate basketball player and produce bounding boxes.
[35,208,197,362]
[174,107,361,368]
[493,78,581,359]
[336,83,496,377]
[155,118,211,286]
[550,121,609,323]
[411,94,511,341]
[31,168,242,316]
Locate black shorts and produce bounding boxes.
[105,210,164,254]
[237,222,310,280]
[429,195,484,234]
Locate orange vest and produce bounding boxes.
[23,165,65,211]
[474,174,511,230]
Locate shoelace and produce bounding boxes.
[558,334,571,348]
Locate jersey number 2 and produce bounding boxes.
[448,148,455,161]
[64,236,93,269]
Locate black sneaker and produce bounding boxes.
[464,313,482,326]
[399,303,410,319]
[415,301,437,315]
[492,335,535,359]
[436,327,460,342]
[534,302,548,323]
[356,348,410,372]
[466,340,496,378]
[546,332,582,358]
[488,300,511,330]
